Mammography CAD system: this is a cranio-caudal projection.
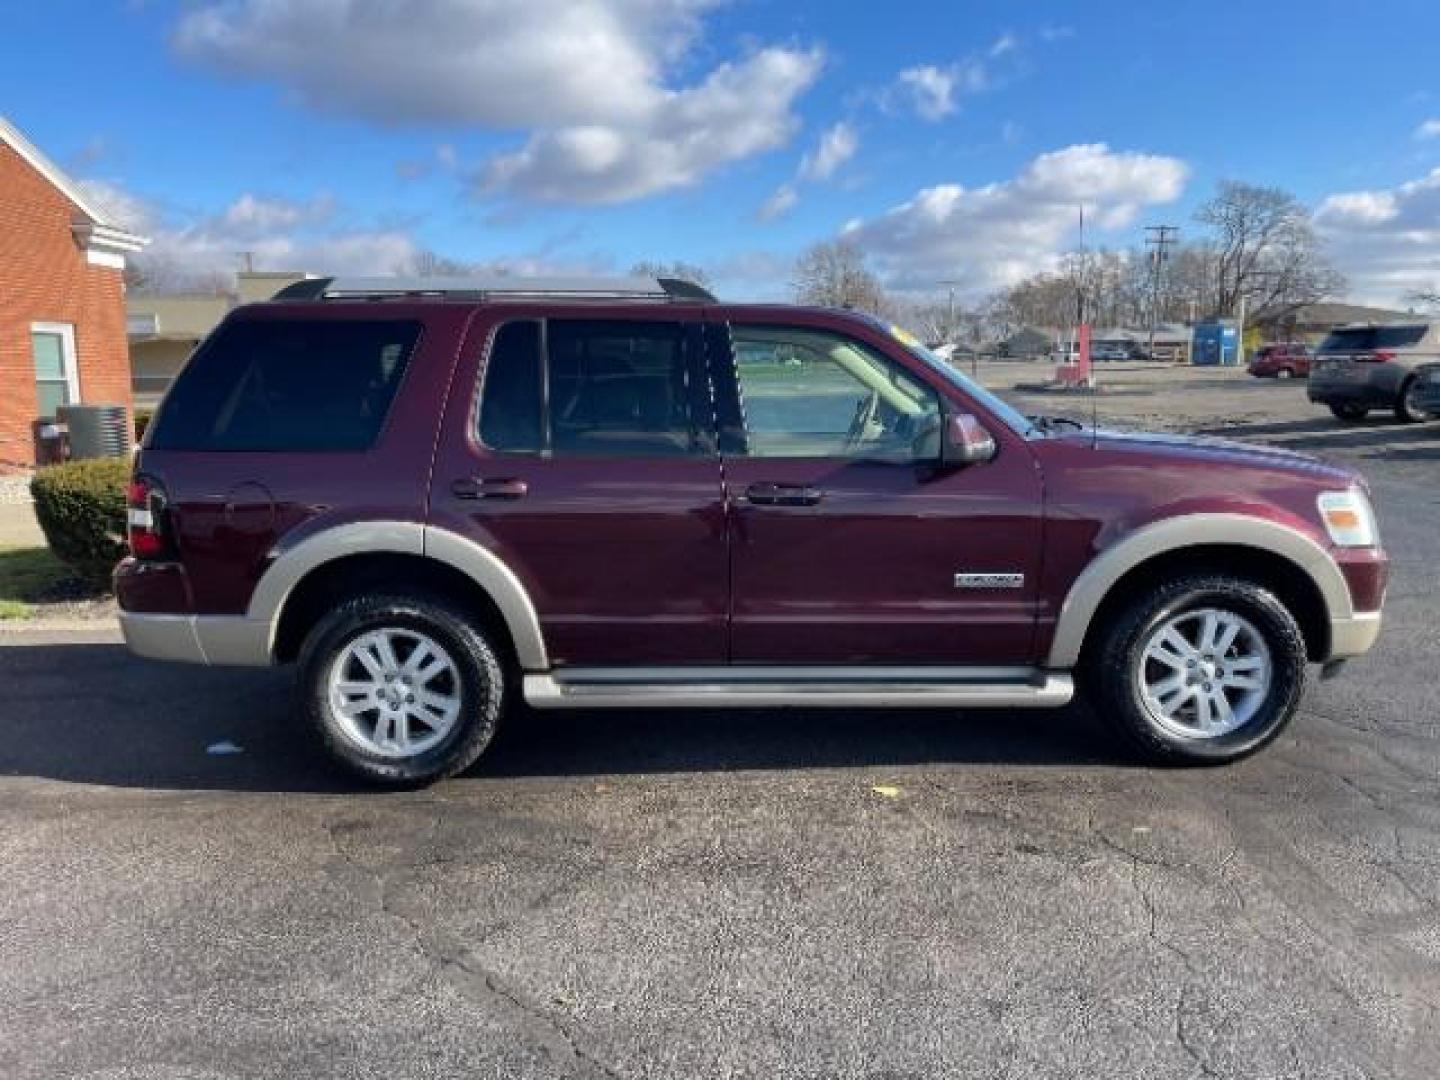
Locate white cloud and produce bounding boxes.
[480,46,822,203]
[893,62,986,121]
[175,0,820,204]
[1414,118,1440,140]
[989,33,1018,57]
[77,179,420,279]
[757,183,799,222]
[840,143,1189,292]
[219,193,335,236]
[1316,168,1440,302]
[799,121,858,182]
[174,0,719,127]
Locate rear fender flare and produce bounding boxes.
[249,521,548,669]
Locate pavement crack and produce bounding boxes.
[1173,984,1222,1079]
[321,816,622,1079]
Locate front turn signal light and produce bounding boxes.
[1318,489,1378,548]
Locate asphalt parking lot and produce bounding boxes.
[3,365,1439,1079]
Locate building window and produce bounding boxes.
[30,322,80,419]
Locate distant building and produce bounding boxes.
[128,271,312,408]
[995,326,1055,358]
[0,116,148,470]
[1254,302,1411,344]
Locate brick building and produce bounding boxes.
[1,116,147,471]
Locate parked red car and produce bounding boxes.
[116,277,1388,785]
[1248,343,1312,379]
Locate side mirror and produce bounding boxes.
[942,413,997,466]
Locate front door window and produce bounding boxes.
[730,325,941,461]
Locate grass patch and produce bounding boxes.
[0,546,97,614]
[0,599,32,620]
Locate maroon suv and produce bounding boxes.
[116,276,1388,785]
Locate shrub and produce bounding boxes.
[133,409,154,442]
[29,458,131,591]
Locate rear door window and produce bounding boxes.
[149,319,420,451]
[477,319,709,457]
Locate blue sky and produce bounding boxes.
[4,0,1439,302]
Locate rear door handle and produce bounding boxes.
[451,477,529,500]
[745,482,823,507]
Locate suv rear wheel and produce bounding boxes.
[1396,377,1431,424]
[1087,573,1307,765]
[298,593,504,786]
[1329,402,1369,422]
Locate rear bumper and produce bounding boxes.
[1308,366,1402,406]
[118,611,272,667]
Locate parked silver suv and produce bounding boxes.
[1307,322,1440,423]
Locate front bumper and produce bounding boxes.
[1328,611,1382,659]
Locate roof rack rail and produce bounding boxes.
[270,275,716,303]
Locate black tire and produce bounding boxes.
[1328,402,1369,422]
[1085,573,1307,765]
[1395,377,1430,424]
[297,593,504,786]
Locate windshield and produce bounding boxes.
[868,319,1036,436]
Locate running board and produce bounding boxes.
[523,666,1074,710]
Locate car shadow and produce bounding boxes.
[0,643,1122,793]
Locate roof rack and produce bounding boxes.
[271,275,716,303]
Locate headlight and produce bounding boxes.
[1317,489,1379,548]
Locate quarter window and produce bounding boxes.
[729,325,942,461]
[148,319,420,452]
[478,319,705,458]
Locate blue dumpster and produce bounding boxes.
[1192,320,1239,366]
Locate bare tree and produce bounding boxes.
[409,249,477,277]
[1406,287,1440,310]
[791,240,888,314]
[629,260,710,287]
[1195,181,1343,321]
[124,254,232,296]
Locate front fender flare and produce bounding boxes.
[1045,513,1351,669]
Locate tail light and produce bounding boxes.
[1357,350,1394,363]
[126,477,173,560]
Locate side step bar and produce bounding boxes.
[523,666,1074,710]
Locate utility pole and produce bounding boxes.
[1144,225,1178,360]
[937,280,962,340]
[236,251,255,274]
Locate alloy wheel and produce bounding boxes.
[1137,608,1273,739]
[326,628,463,758]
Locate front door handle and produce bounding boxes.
[745,482,823,507]
[452,477,529,500]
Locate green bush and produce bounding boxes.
[29,458,131,591]
[133,409,154,442]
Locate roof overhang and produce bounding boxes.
[2,114,150,269]
[72,219,149,269]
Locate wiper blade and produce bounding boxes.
[1027,414,1087,434]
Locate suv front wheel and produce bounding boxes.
[298,593,505,786]
[1088,574,1307,764]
